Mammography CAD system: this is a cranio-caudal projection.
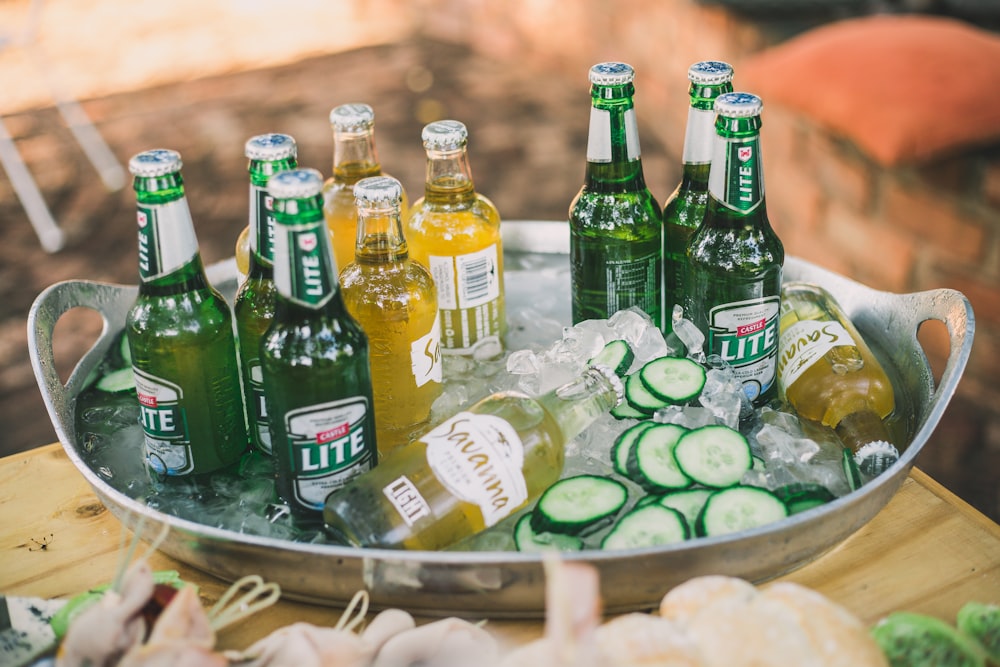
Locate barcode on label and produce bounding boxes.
[460,257,489,302]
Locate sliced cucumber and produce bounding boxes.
[624,372,669,414]
[626,423,691,492]
[513,513,584,552]
[658,487,713,529]
[638,356,706,404]
[611,420,656,476]
[588,339,635,377]
[601,504,689,550]
[695,486,789,537]
[673,424,752,488]
[610,401,648,420]
[530,475,628,536]
[774,483,835,515]
[96,367,136,393]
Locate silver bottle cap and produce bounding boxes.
[329,103,375,131]
[714,92,763,118]
[589,62,634,86]
[689,61,734,85]
[855,441,900,477]
[267,168,324,200]
[354,176,403,206]
[245,133,297,161]
[589,363,625,408]
[128,149,182,177]
[422,120,468,150]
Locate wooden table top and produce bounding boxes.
[1,443,999,652]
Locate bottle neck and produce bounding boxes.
[272,194,341,311]
[133,172,204,290]
[835,409,899,476]
[536,367,622,444]
[423,146,476,205]
[354,201,408,264]
[585,85,646,189]
[705,115,766,221]
[248,157,297,270]
[332,128,381,184]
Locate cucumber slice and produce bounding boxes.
[695,486,789,537]
[513,513,584,552]
[588,339,635,377]
[626,423,692,492]
[638,356,706,404]
[530,475,628,536]
[624,372,669,414]
[610,401,647,420]
[774,483,835,515]
[673,424,752,488]
[871,611,988,667]
[601,504,689,550]
[96,367,136,393]
[658,487,713,528]
[611,420,656,476]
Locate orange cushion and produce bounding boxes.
[739,14,1000,166]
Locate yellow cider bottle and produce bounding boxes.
[406,120,506,357]
[340,176,443,458]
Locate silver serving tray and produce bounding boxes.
[28,220,975,617]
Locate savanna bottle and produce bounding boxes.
[685,92,784,408]
[323,365,623,550]
[662,61,734,331]
[260,168,377,520]
[569,62,663,329]
[778,282,900,475]
[234,133,297,455]
[125,149,248,477]
[340,176,443,458]
[323,103,407,272]
[406,120,506,356]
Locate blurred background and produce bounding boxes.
[1,0,998,522]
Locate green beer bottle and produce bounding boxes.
[261,168,377,520]
[125,149,248,477]
[569,62,662,329]
[685,92,784,408]
[662,61,734,333]
[234,133,297,456]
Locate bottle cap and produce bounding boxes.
[354,176,403,206]
[854,441,900,477]
[329,103,375,131]
[589,62,634,86]
[589,363,625,407]
[688,61,734,85]
[714,92,763,118]
[267,168,324,200]
[245,133,297,161]
[422,120,468,150]
[128,149,182,177]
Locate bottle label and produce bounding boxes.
[383,475,432,527]
[136,200,199,281]
[777,320,853,391]
[249,186,277,265]
[586,107,641,163]
[427,245,503,353]
[410,317,443,387]
[602,250,660,317]
[273,221,337,309]
[707,296,780,402]
[133,367,193,475]
[709,136,764,213]
[681,106,715,165]
[283,396,373,510]
[423,412,528,527]
[248,362,271,454]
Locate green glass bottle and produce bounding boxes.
[569,62,662,329]
[234,133,297,456]
[261,168,377,521]
[685,92,784,408]
[662,61,734,332]
[125,149,248,477]
[340,176,442,459]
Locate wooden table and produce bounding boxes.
[2,443,999,652]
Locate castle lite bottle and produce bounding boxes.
[233,142,299,279]
[323,365,623,550]
[778,282,900,475]
[662,61,734,333]
[685,92,784,408]
[260,168,377,520]
[406,120,505,356]
[340,176,443,458]
[125,149,248,477]
[234,133,297,456]
[323,103,407,273]
[569,62,663,329]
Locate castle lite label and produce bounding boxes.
[133,367,193,475]
[708,296,780,403]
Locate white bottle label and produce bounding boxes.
[681,106,715,165]
[410,316,443,388]
[423,412,528,527]
[136,200,199,281]
[777,320,853,391]
[707,296,780,402]
[586,107,641,163]
[428,245,503,353]
[134,368,193,475]
[383,475,432,527]
[248,362,271,454]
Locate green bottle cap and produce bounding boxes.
[354,176,403,206]
[329,103,375,131]
[589,62,634,86]
[268,168,324,199]
[422,120,468,150]
[714,92,763,118]
[689,61,734,85]
[245,133,297,160]
[128,149,182,177]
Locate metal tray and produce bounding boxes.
[28,220,975,617]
